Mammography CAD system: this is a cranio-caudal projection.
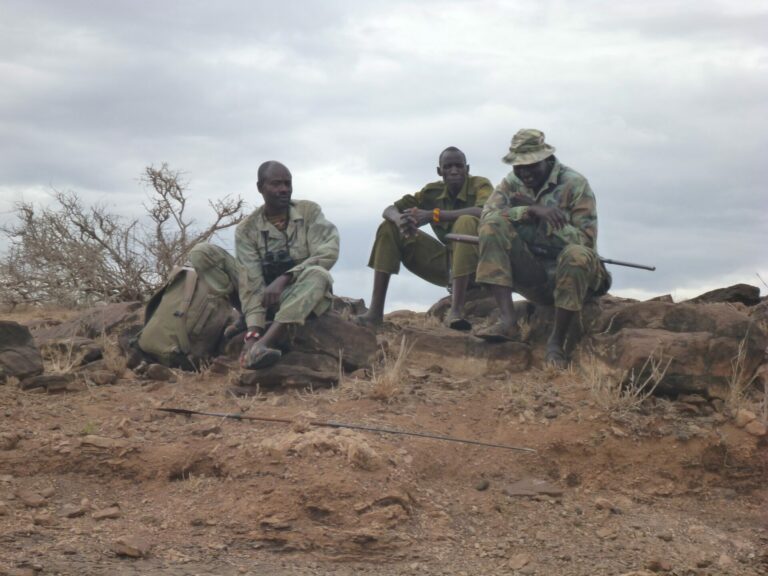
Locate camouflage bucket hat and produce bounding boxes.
[502,129,556,166]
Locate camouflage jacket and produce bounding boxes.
[482,158,599,250]
[236,200,339,329]
[394,175,493,244]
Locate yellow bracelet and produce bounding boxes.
[432,208,441,223]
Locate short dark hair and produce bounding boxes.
[438,146,466,165]
[257,160,282,185]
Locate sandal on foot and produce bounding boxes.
[242,345,282,370]
[474,321,520,342]
[545,342,569,369]
[444,311,472,331]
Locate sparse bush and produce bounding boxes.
[0,163,245,308]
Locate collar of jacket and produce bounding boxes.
[255,201,304,230]
[436,175,472,203]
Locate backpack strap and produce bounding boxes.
[174,266,198,318]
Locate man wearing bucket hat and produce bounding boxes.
[474,129,610,368]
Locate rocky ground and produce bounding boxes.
[1,302,767,576]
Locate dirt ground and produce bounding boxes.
[1,310,767,576]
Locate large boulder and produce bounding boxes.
[0,321,44,382]
[233,311,377,390]
[586,301,767,397]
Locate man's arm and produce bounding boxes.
[235,224,267,332]
[286,203,340,276]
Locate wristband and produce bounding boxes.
[244,330,261,342]
[432,208,441,223]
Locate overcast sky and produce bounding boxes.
[1,0,766,311]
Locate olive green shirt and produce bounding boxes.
[393,175,493,244]
[235,200,339,329]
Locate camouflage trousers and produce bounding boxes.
[188,243,239,298]
[188,243,331,325]
[476,212,604,311]
[367,215,480,286]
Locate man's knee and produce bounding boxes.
[557,245,595,270]
[296,265,333,290]
[376,219,402,242]
[188,242,224,270]
[451,214,479,235]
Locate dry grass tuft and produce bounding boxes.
[583,346,671,415]
[338,335,412,403]
[725,326,761,413]
[43,341,79,374]
[96,334,127,378]
[368,335,412,402]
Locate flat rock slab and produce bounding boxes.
[111,535,151,558]
[0,321,44,381]
[401,326,531,374]
[239,365,338,390]
[19,373,75,393]
[688,283,761,306]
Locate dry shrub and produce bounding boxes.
[583,346,671,415]
[0,163,244,308]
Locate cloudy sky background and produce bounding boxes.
[1,0,766,311]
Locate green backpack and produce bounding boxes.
[137,266,235,369]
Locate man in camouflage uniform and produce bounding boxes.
[356,147,493,330]
[237,161,340,369]
[476,129,609,367]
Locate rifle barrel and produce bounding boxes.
[157,407,535,453]
[444,233,655,271]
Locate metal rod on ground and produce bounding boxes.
[157,407,536,453]
[444,233,656,271]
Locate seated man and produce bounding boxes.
[236,161,340,369]
[356,147,493,330]
[475,129,610,367]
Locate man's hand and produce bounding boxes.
[262,274,292,308]
[528,205,568,230]
[395,211,419,237]
[510,192,535,207]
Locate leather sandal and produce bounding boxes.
[242,345,282,370]
[444,310,472,331]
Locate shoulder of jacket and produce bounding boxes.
[293,199,323,213]
[236,207,263,234]
[420,180,444,193]
[557,164,589,187]
[468,175,493,189]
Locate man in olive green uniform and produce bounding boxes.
[236,161,340,369]
[356,147,493,330]
[476,130,609,367]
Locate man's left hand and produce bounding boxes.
[406,207,433,227]
[262,274,292,308]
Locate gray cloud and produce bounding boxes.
[1,0,766,310]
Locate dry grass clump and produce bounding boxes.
[583,346,671,415]
[338,336,412,403]
[725,327,759,413]
[42,341,79,374]
[96,335,127,378]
